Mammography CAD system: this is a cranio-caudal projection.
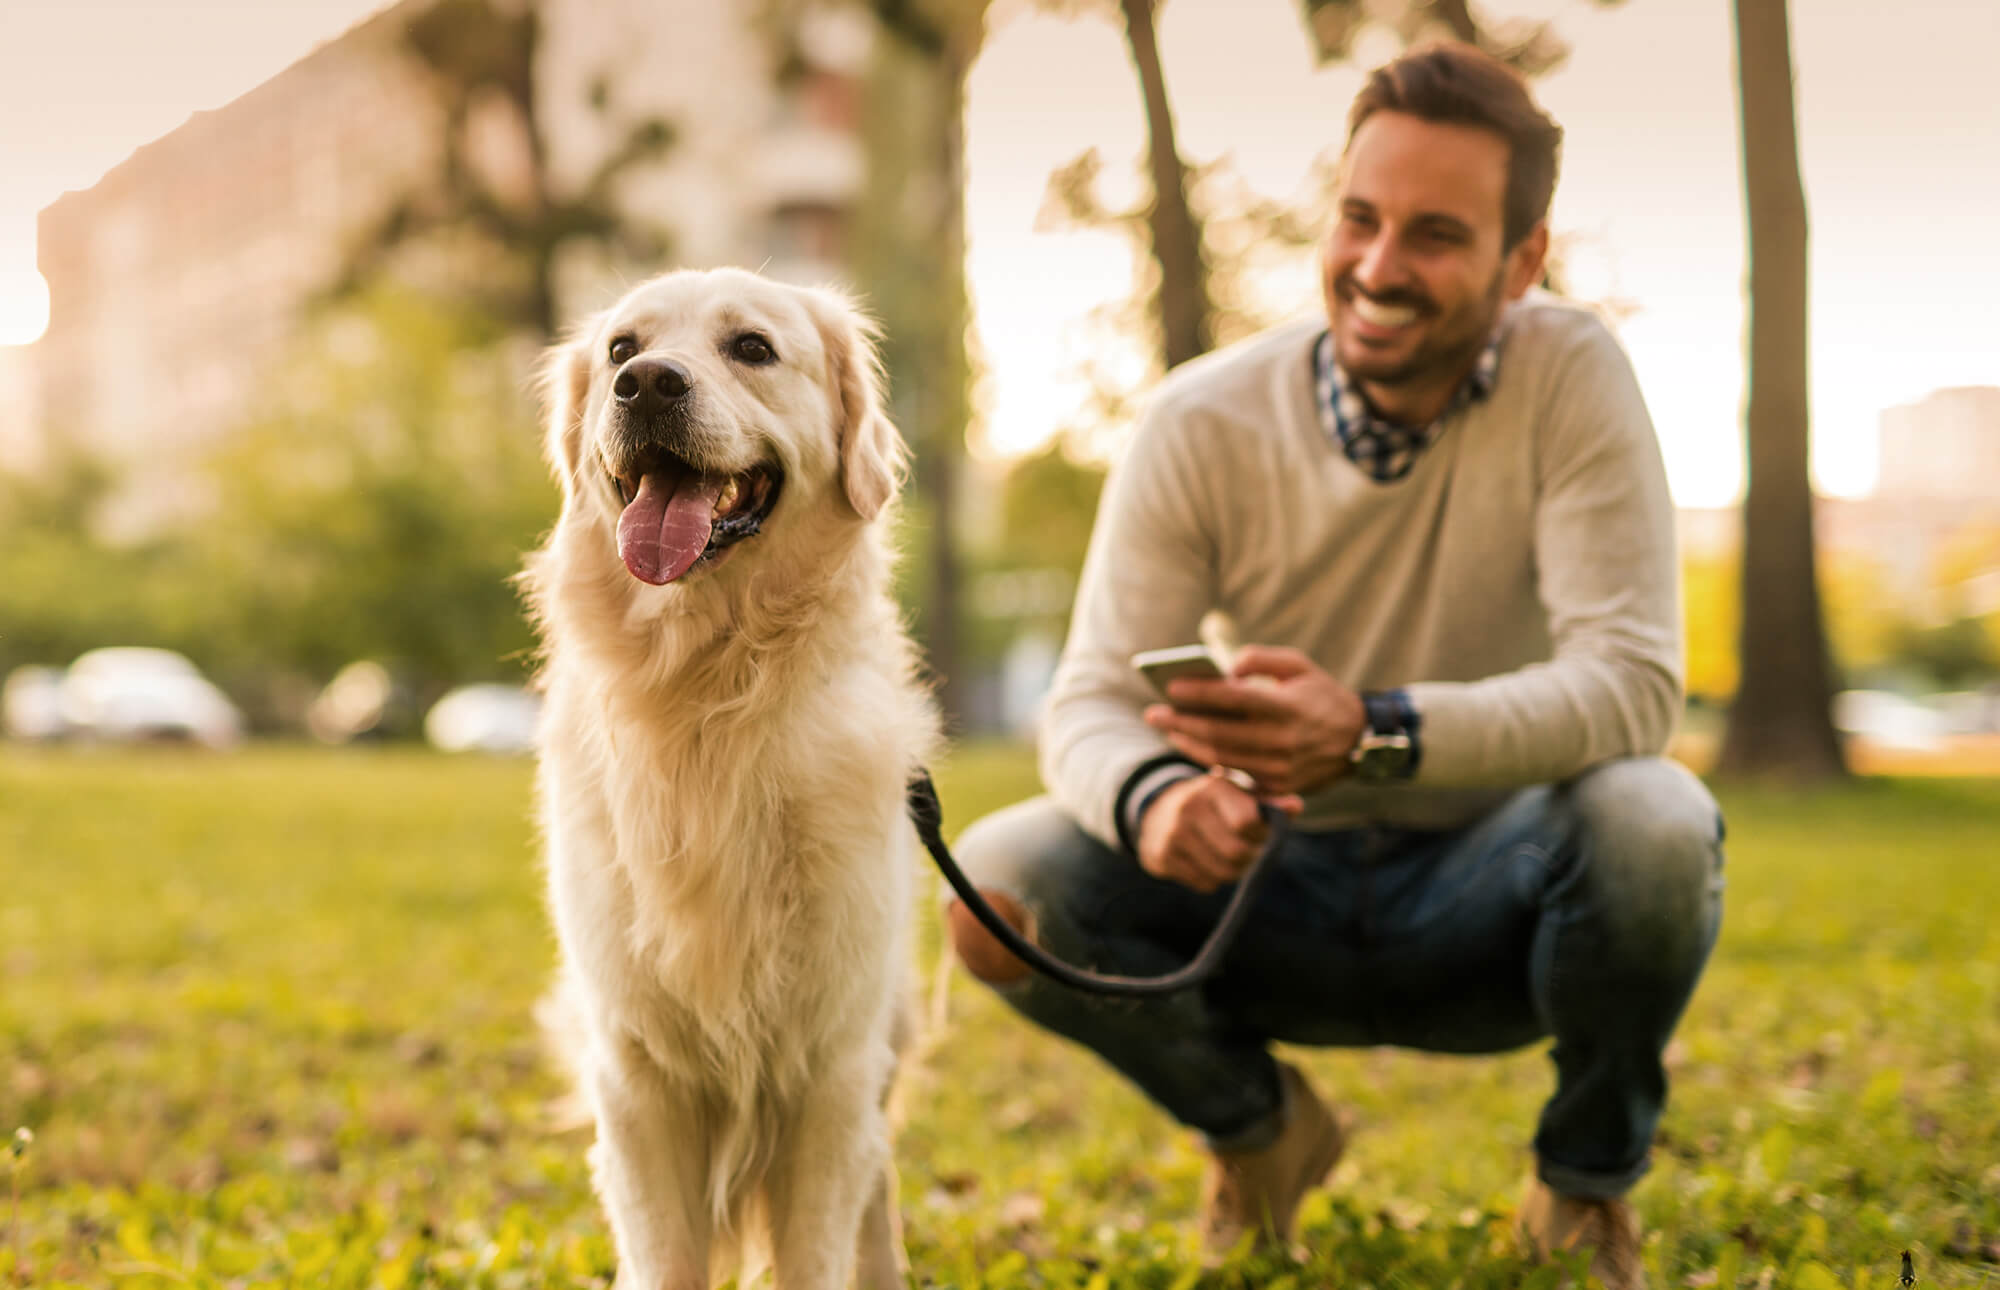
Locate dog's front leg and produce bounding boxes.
[589,1039,713,1290]
[765,1057,897,1290]
[852,1160,906,1290]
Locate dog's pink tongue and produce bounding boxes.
[617,471,724,585]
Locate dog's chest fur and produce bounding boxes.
[540,608,928,1095]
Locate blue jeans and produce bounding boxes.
[947,757,1725,1198]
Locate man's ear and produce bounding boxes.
[810,290,907,521]
[1504,222,1551,301]
[538,325,598,491]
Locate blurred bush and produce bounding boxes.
[0,288,556,731]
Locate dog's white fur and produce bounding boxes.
[522,268,940,1290]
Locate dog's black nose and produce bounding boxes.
[613,357,693,412]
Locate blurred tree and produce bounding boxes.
[1034,0,1215,369]
[1889,617,1999,691]
[1713,0,1847,781]
[1116,0,1211,369]
[1680,552,1740,704]
[331,0,676,339]
[1035,0,1217,385]
[829,0,993,729]
[189,289,556,706]
[0,453,193,677]
[1294,0,1601,75]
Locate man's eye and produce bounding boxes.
[608,336,638,365]
[729,333,777,366]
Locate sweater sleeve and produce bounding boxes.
[1403,318,1684,786]
[1038,390,1221,850]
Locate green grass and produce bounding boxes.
[2,743,1996,1288]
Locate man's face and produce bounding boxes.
[1320,110,1545,397]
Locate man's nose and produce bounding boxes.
[1351,232,1406,294]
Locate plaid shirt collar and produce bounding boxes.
[1313,329,1501,483]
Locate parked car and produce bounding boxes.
[58,647,245,749]
[307,660,422,744]
[2,665,69,741]
[1832,689,1946,751]
[424,684,540,755]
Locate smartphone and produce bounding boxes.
[1131,644,1227,701]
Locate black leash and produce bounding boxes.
[906,769,1289,997]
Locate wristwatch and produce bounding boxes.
[1350,689,1421,781]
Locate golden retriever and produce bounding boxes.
[522,268,940,1289]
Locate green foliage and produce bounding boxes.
[993,443,1105,577]
[1294,0,1632,76]
[0,289,557,716]
[1885,617,1999,691]
[187,289,557,700]
[335,0,677,337]
[3,744,1997,1286]
[0,454,198,678]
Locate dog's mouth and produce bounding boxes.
[610,450,784,585]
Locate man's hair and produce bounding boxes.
[1346,42,1564,249]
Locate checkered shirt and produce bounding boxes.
[1314,329,1502,482]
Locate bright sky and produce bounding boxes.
[3,0,1997,506]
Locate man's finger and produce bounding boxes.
[1149,706,1290,755]
[1164,677,1291,721]
[1192,810,1257,876]
[1229,644,1316,681]
[1213,788,1269,841]
[1261,792,1306,817]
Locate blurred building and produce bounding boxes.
[1875,387,2000,501]
[1679,385,2000,610]
[28,0,870,528]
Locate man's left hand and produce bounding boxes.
[1143,645,1366,796]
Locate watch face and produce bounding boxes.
[1354,732,1414,780]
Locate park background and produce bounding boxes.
[1,0,1995,1286]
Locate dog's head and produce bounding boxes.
[540,268,906,588]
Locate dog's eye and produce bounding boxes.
[608,336,638,365]
[728,332,777,366]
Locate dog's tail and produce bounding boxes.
[533,972,595,1133]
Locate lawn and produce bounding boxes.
[1,743,1996,1288]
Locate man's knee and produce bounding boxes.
[1568,757,1725,944]
[947,890,1036,984]
[937,795,1089,987]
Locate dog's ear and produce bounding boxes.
[810,290,908,521]
[538,327,597,491]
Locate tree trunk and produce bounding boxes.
[1714,0,1848,781]
[922,44,971,731]
[1117,0,1213,368]
[859,0,982,732]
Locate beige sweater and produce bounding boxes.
[1039,293,1684,847]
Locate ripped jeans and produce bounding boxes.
[947,756,1725,1198]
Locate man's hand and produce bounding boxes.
[1143,645,1367,797]
[1137,769,1302,893]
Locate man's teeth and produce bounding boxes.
[1352,297,1420,328]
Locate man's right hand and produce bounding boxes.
[1137,769,1303,893]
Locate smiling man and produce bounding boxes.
[943,42,1725,1289]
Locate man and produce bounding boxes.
[944,41,1724,1290]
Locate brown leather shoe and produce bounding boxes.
[1517,1176,1648,1289]
[1200,1062,1347,1256]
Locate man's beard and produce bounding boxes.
[1337,265,1507,390]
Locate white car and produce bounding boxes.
[59,647,245,749]
[1832,689,1945,751]
[424,684,541,754]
